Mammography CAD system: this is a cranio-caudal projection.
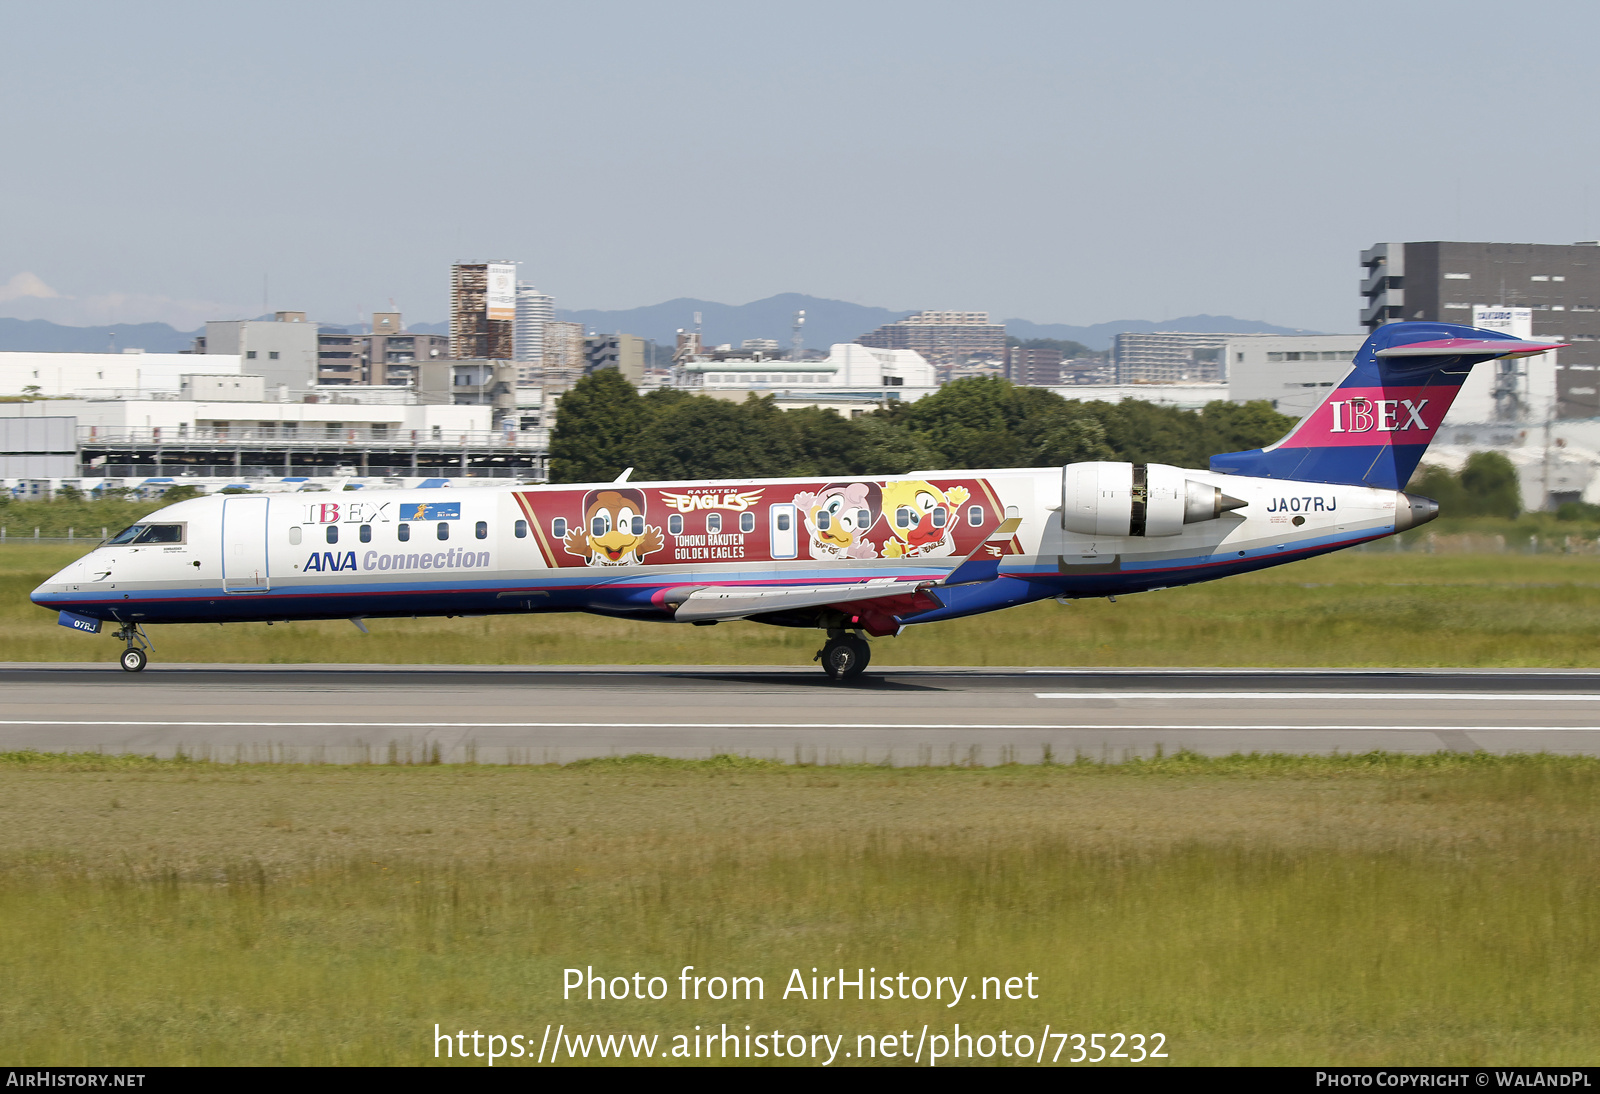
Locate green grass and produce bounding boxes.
[1,751,1597,1065]
[7,542,1600,666]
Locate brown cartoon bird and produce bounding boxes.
[563,488,664,566]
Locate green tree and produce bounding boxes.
[851,415,945,475]
[549,370,651,483]
[902,376,1027,467]
[1020,402,1116,466]
[1409,463,1469,515]
[1459,451,1521,518]
[783,406,865,477]
[1090,399,1204,466]
[633,395,799,480]
[1198,400,1297,459]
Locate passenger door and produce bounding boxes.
[222,496,271,593]
[770,503,797,559]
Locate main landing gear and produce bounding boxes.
[816,631,871,683]
[112,623,151,673]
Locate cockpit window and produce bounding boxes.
[109,524,185,545]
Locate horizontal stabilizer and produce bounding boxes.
[1375,338,1564,359]
[941,515,1023,586]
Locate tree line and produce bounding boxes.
[548,370,1299,483]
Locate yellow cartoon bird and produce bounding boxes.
[881,480,970,559]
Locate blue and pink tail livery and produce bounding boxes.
[1210,322,1563,489]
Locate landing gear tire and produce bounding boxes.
[119,647,147,673]
[818,635,870,682]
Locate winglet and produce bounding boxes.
[940,516,1022,587]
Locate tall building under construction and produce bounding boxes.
[450,262,517,360]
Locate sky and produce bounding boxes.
[2,0,1598,333]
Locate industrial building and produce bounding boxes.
[855,311,1007,370]
[1006,345,1063,386]
[584,333,647,385]
[200,312,319,389]
[1222,335,1366,418]
[0,395,547,481]
[1362,241,1600,418]
[678,343,937,406]
[0,349,243,398]
[315,312,448,387]
[1110,331,1275,384]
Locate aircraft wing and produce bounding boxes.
[669,579,944,624]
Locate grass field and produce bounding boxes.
[1,750,1596,1066]
[6,542,1600,666]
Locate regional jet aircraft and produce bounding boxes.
[31,321,1561,681]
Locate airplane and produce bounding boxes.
[30,321,1562,681]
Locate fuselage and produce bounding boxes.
[31,466,1421,633]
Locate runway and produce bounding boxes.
[3,663,1600,764]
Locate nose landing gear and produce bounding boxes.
[816,631,871,682]
[111,623,152,673]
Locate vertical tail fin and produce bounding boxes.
[1209,322,1564,488]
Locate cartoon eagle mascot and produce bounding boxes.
[564,487,664,566]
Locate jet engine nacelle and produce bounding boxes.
[1061,461,1246,537]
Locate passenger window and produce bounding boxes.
[856,509,870,529]
[896,507,912,529]
[932,506,947,529]
[475,521,488,540]
[630,516,644,535]
[816,510,831,531]
[591,514,607,537]
[776,512,790,531]
[707,513,722,534]
[325,525,339,544]
[668,514,683,535]
[437,522,450,541]
[359,524,372,543]
[398,523,410,542]
[739,511,755,533]
[288,526,302,545]
[968,505,983,526]
[552,518,567,538]
[514,519,527,539]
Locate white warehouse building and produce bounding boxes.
[0,350,244,398]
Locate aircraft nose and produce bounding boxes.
[1394,492,1440,532]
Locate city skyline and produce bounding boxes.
[3,1,1598,334]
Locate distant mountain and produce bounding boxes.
[0,317,199,353]
[556,293,914,349]
[1005,314,1326,351]
[0,305,1327,356]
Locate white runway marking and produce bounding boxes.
[0,719,1597,732]
[1033,692,1600,702]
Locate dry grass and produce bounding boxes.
[1,752,1597,1065]
[7,543,1600,666]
